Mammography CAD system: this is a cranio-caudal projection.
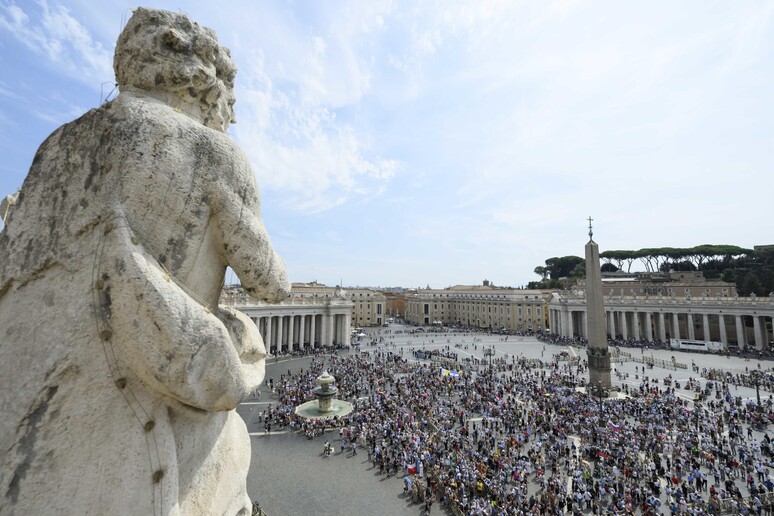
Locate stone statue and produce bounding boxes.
[0,8,289,515]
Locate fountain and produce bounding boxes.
[294,371,354,419]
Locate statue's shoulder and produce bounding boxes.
[108,94,240,151]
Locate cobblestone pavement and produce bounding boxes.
[238,326,774,515]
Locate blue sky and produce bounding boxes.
[1,1,773,289]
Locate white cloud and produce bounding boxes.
[722,2,774,73]
[233,51,399,214]
[31,102,87,125]
[0,0,113,87]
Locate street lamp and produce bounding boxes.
[751,370,762,411]
[484,346,495,375]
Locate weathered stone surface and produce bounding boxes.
[0,8,289,515]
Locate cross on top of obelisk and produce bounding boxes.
[588,216,593,239]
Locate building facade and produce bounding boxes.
[384,291,406,319]
[548,290,774,350]
[347,288,387,327]
[405,283,549,331]
[223,282,352,353]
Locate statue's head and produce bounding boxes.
[114,8,236,132]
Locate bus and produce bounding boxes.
[668,339,726,353]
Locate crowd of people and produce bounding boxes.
[261,342,774,515]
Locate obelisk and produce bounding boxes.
[585,217,612,392]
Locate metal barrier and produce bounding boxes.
[716,490,774,515]
[628,355,688,370]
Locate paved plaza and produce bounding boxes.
[238,325,774,515]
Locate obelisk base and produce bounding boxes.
[587,347,612,391]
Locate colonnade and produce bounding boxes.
[549,302,774,351]
[249,312,350,354]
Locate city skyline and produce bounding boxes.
[1,1,772,289]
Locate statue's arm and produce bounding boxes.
[209,145,290,304]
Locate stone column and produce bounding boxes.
[718,314,727,344]
[735,315,746,350]
[672,313,680,341]
[287,316,292,349]
[558,309,564,337]
[343,314,351,347]
[607,310,615,338]
[287,315,295,349]
[632,312,640,341]
[562,310,572,338]
[276,316,284,351]
[702,314,710,342]
[687,314,695,340]
[250,317,264,339]
[658,312,666,342]
[310,314,316,348]
[298,315,305,348]
[285,316,291,350]
[620,312,628,340]
[265,316,273,354]
[320,315,328,347]
[754,316,764,350]
[326,314,334,346]
[644,312,653,341]
[302,315,309,348]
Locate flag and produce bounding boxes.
[608,421,622,432]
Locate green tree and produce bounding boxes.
[570,261,586,279]
[743,273,764,296]
[542,256,584,279]
[533,266,549,281]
